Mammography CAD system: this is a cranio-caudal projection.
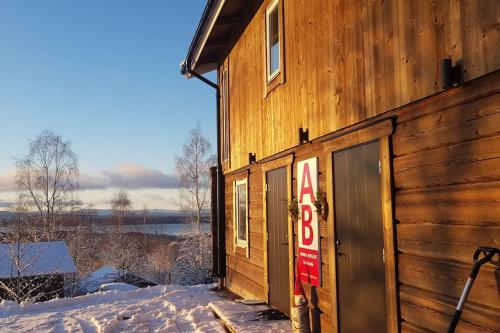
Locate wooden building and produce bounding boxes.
[182,1,500,332]
[0,241,77,302]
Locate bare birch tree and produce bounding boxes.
[15,130,79,239]
[111,190,131,229]
[142,204,149,245]
[171,232,213,285]
[104,233,141,278]
[148,242,179,284]
[174,124,215,283]
[0,194,62,302]
[105,190,142,277]
[66,207,100,278]
[175,123,216,226]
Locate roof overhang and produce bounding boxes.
[181,0,249,78]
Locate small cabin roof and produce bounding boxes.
[0,241,77,279]
[182,0,250,77]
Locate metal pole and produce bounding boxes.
[184,66,225,280]
[447,247,498,333]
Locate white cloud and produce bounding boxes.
[0,165,181,210]
[80,164,178,190]
[0,170,16,192]
[0,165,177,192]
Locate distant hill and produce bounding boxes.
[92,209,205,218]
[0,209,211,226]
[0,209,208,217]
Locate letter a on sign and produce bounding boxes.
[297,157,321,286]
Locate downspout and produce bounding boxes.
[181,62,226,280]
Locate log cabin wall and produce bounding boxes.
[223,71,500,332]
[224,168,267,301]
[216,0,500,331]
[220,0,500,172]
[391,72,500,333]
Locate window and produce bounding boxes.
[221,68,229,163]
[234,179,248,247]
[266,0,280,82]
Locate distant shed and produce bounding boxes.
[0,241,77,302]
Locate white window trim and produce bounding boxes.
[234,178,249,248]
[265,0,280,82]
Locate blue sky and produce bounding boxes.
[0,1,216,209]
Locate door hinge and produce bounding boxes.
[266,184,268,192]
[378,160,381,175]
[382,248,386,263]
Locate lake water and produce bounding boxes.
[0,223,211,236]
[94,223,211,236]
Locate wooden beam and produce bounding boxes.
[326,151,339,333]
[261,154,293,172]
[262,171,269,303]
[216,14,242,28]
[380,135,399,333]
[204,35,231,50]
[196,53,218,66]
[322,119,394,153]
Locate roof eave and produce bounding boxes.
[183,0,226,78]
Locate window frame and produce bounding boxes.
[221,66,230,166]
[265,0,281,82]
[233,178,249,248]
[264,0,285,96]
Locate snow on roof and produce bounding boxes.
[0,241,77,279]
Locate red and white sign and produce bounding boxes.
[297,157,321,286]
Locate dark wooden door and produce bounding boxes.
[266,167,290,316]
[333,141,387,333]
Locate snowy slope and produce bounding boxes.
[0,284,225,333]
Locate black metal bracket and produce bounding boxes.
[248,152,257,164]
[441,58,463,89]
[299,127,309,144]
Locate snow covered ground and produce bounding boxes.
[210,300,291,333]
[0,284,225,333]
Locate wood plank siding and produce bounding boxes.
[220,0,499,171]
[213,0,500,332]
[223,70,500,332]
[225,168,267,301]
[391,77,500,332]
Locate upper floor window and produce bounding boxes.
[221,67,229,163]
[266,0,280,82]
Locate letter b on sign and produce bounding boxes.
[301,205,313,245]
